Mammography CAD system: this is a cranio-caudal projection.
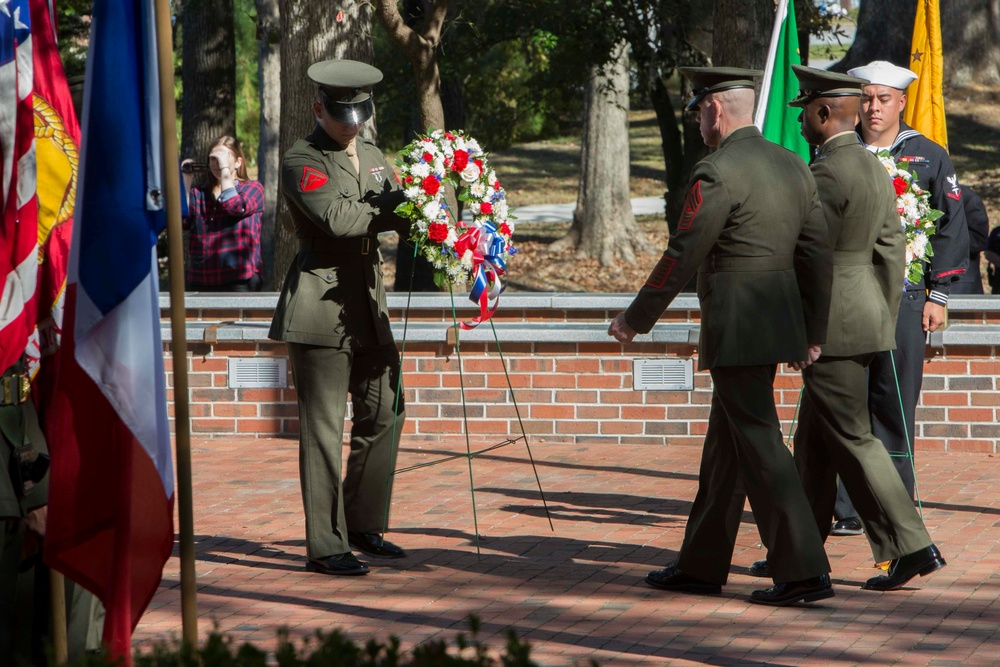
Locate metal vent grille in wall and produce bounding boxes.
[228,358,288,389]
[632,358,694,391]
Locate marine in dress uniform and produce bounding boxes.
[0,366,49,664]
[269,60,410,576]
[751,67,946,592]
[608,67,835,606]
[829,61,970,529]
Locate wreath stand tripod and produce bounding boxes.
[380,246,554,556]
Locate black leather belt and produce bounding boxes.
[705,254,793,272]
[298,236,376,255]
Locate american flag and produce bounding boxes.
[0,0,42,375]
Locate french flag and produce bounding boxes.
[44,0,175,663]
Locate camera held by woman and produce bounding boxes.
[181,136,265,292]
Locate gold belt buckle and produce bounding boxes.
[1,374,30,405]
[361,237,371,255]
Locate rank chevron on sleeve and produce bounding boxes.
[300,166,328,192]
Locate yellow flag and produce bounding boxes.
[903,0,948,150]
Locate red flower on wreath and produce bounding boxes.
[422,175,441,195]
[452,150,469,172]
[499,222,511,236]
[427,222,449,243]
[423,152,434,163]
[480,201,493,215]
[893,177,908,196]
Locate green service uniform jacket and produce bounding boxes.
[794,132,932,562]
[269,127,407,348]
[812,133,903,356]
[624,125,832,368]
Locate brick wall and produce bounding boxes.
[165,294,1000,454]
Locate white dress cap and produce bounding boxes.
[846,61,917,90]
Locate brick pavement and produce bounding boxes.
[135,436,1000,666]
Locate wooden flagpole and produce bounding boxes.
[152,0,198,648]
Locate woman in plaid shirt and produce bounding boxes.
[182,136,265,291]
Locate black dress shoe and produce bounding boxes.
[830,517,864,536]
[306,552,370,576]
[749,574,834,606]
[862,544,946,591]
[749,559,770,577]
[645,565,722,594]
[348,531,407,559]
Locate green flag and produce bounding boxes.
[755,0,811,162]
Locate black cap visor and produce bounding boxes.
[321,90,375,125]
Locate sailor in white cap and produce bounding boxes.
[828,60,970,537]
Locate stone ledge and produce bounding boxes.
[162,321,701,344]
[159,292,702,311]
[157,293,1000,347]
[929,324,1000,347]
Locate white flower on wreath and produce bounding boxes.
[422,200,442,221]
[411,162,431,178]
[460,249,475,270]
[494,199,509,220]
[460,162,482,183]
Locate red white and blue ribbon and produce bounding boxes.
[454,220,507,329]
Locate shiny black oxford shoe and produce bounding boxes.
[830,517,864,536]
[307,552,370,576]
[862,544,946,591]
[348,531,407,559]
[644,565,722,594]
[749,559,770,577]
[749,574,834,606]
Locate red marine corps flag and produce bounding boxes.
[27,0,78,402]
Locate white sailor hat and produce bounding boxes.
[846,61,917,90]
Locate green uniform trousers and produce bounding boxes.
[795,354,932,562]
[676,365,831,585]
[288,342,404,560]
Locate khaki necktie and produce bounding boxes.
[345,142,360,174]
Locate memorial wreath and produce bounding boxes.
[395,130,516,327]
[876,151,943,287]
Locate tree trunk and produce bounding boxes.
[941,0,1000,85]
[834,0,1000,84]
[375,0,453,292]
[832,0,916,71]
[180,0,237,161]
[551,42,648,266]
[273,0,374,290]
[255,0,280,289]
[712,0,772,70]
[373,0,450,133]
